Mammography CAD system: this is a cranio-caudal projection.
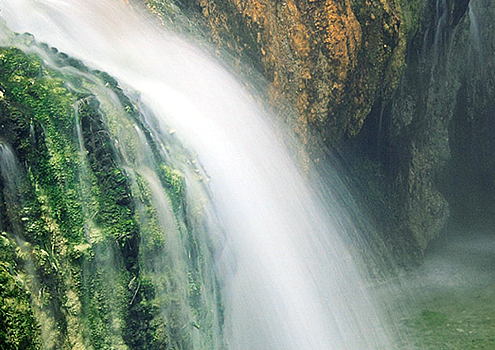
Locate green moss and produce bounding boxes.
[402,288,495,349]
[0,46,135,348]
[418,309,448,328]
[134,174,166,252]
[399,0,423,41]
[0,47,84,245]
[159,164,185,210]
[0,234,42,350]
[0,46,90,347]
[78,96,139,270]
[123,275,170,350]
[0,41,222,349]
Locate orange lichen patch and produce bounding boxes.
[231,0,267,25]
[142,2,166,26]
[378,0,400,15]
[284,1,311,59]
[314,0,362,90]
[198,0,209,14]
[172,0,406,149]
[193,0,314,143]
[301,68,311,80]
[297,90,310,118]
[198,1,226,46]
[289,24,311,58]
[268,83,280,103]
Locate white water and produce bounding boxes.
[0,1,394,348]
[468,0,485,66]
[0,143,22,202]
[0,142,24,234]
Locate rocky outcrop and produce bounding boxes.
[144,0,494,256]
[446,0,495,228]
[355,0,495,252]
[145,0,407,153]
[142,0,447,253]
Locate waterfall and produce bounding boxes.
[0,142,23,233]
[468,0,484,65]
[0,143,22,202]
[0,0,396,348]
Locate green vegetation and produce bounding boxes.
[402,287,495,349]
[0,233,42,349]
[0,43,221,349]
[398,0,423,41]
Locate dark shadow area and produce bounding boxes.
[445,75,495,230]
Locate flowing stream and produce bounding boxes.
[0,1,396,348]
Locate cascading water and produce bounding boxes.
[468,0,483,64]
[0,0,397,348]
[0,142,23,233]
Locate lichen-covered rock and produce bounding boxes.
[147,0,407,152]
[145,0,473,256]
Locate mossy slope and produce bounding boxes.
[0,43,221,349]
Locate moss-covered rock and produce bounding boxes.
[0,232,42,350]
[0,42,222,349]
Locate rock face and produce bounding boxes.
[149,0,406,152]
[144,0,440,254]
[145,0,495,256]
[377,0,495,250]
[384,0,470,250]
[353,0,495,254]
[446,0,495,227]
